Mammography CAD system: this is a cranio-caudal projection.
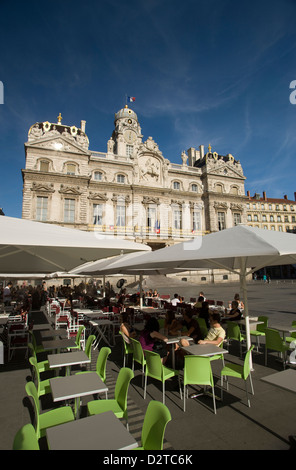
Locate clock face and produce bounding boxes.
[124,129,136,143]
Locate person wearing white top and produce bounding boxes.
[171,294,180,306]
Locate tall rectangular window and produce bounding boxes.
[93,204,103,225]
[64,198,75,223]
[116,205,125,227]
[233,213,241,225]
[217,212,226,231]
[147,206,156,231]
[192,211,201,231]
[36,196,48,221]
[126,145,133,157]
[173,207,182,230]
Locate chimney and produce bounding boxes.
[263,191,267,201]
[247,190,250,198]
[284,195,288,200]
[80,120,86,133]
[199,145,205,159]
[294,192,296,202]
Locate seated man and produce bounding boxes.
[170,310,203,346]
[198,312,226,345]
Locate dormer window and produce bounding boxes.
[94,171,103,181]
[117,174,125,184]
[66,163,76,175]
[40,160,49,172]
[173,181,180,190]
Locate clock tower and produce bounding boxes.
[108,105,143,157]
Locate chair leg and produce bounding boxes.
[244,380,251,407]
[249,373,254,395]
[212,386,217,414]
[162,382,165,405]
[183,384,186,412]
[144,373,147,399]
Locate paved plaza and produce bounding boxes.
[1,279,296,451]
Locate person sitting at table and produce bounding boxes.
[193,295,204,310]
[152,289,159,298]
[170,310,203,346]
[223,300,242,322]
[164,310,179,334]
[171,293,180,307]
[198,312,226,345]
[198,301,211,328]
[234,293,244,310]
[120,311,137,342]
[139,316,169,363]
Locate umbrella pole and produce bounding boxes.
[103,275,106,298]
[240,259,253,370]
[139,273,143,308]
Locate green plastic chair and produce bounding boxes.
[221,346,254,407]
[25,381,75,439]
[28,342,50,374]
[143,349,182,404]
[226,321,246,357]
[265,328,289,369]
[87,367,134,429]
[135,401,172,451]
[130,337,146,386]
[67,325,85,350]
[209,339,226,368]
[76,346,111,383]
[183,355,216,414]
[158,318,165,330]
[29,331,48,355]
[80,334,96,371]
[119,331,133,367]
[196,317,208,339]
[250,316,268,351]
[13,423,40,450]
[29,356,53,398]
[285,321,296,343]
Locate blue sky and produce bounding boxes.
[0,0,296,217]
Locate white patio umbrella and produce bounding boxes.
[70,251,175,307]
[0,216,150,274]
[97,225,296,367]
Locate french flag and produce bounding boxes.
[128,96,135,102]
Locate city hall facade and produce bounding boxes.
[21,105,295,282]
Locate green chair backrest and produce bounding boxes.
[25,381,41,437]
[158,318,165,330]
[184,355,214,387]
[96,347,111,382]
[144,350,163,380]
[243,345,254,380]
[141,400,171,450]
[29,356,41,394]
[226,321,243,341]
[119,331,133,354]
[114,367,134,413]
[13,423,39,450]
[75,325,85,347]
[257,316,268,333]
[196,317,208,338]
[265,328,287,352]
[130,338,145,365]
[85,335,96,359]
[29,331,38,351]
[290,321,296,339]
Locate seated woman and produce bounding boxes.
[198,312,226,345]
[139,316,168,363]
[170,310,203,347]
[120,312,137,342]
[234,293,244,311]
[223,300,242,322]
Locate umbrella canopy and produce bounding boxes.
[98,225,296,368]
[0,216,150,274]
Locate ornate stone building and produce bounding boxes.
[22,106,247,257]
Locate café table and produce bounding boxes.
[181,343,229,358]
[166,335,194,369]
[42,338,77,353]
[48,350,91,376]
[46,410,138,450]
[40,328,68,339]
[261,368,296,393]
[49,371,108,418]
[89,319,114,348]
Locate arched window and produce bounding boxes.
[173,181,180,190]
[94,171,103,181]
[117,174,125,184]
